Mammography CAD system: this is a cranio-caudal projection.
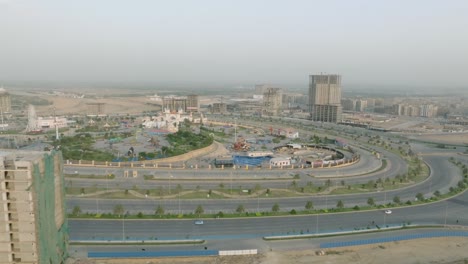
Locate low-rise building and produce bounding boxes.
[269,157,291,167]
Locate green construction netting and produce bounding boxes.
[33,150,68,264]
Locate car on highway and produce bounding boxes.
[194,220,204,225]
[384,209,392,215]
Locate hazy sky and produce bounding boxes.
[1,0,467,89]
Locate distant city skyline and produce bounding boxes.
[1,1,467,89]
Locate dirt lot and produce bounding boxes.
[35,96,157,116]
[416,133,468,145]
[68,237,468,264]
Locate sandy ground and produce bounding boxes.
[35,96,158,116]
[68,237,468,264]
[415,133,468,145]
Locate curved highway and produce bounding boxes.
[68,142,468,242]
[68,142,466,229]
[66,143,451,214]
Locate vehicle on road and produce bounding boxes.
[385,209,392,215]
[194,220,204,225]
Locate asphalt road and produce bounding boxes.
[68,142,467,241]
[66,120,468,257]
[70,227,467,258]
[63,139,407,199]
[65,148,455,214]
[68,190,468,242]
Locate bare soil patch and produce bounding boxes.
[416,133,468,145]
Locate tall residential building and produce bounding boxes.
[420,104,438,118]
[355,99,368,112]
[341,99,356,111]
[211,103,227,114]
[0,88,12,113]
[186,94,200,112]
[262,87,282,116]
[162,96,187,112]
[0,150,68,263]
[309,74,342,122]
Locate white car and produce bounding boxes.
[384,209,392,215]
[194,220,204,225]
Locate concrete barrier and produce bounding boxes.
[219,249,258,256]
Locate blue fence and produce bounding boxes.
[320,231,468,248]
[88,250,219,258]
[233,155,271,166]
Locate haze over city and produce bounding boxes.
[1,0,468,92]
[2,1,468,264]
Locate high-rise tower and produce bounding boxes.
[186,94,200,112]
[0,150,68,263]
[262,87,282,116]
[308,74,342,122]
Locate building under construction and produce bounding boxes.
[162,95,200,113]
[262,87,282,116]
[162,96,187,112]
[0,150,68,263]
[186,94,199,112]
[0,88,12,113]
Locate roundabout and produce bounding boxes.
[64,117,468,261]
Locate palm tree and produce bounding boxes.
[176,184,183,194]
[236,204,245,214]
[195,205,204,216]
[305,201,313,211]
[113,204,124,217]
[72,205,82,216]
[336,200,344,209]
[416,193,424,201]
[272,203,280,214]
[155,205,165,217]
[367,197,375,207]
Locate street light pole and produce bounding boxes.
[96,197,99,215]
[178,191,181,214]
[257,193,259,212]
[122,214,125,241]
[316,214,319,234]
[169,173,173,194]
[325,195,328,211]
[106,170,109,192]
[444,201,448,227]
